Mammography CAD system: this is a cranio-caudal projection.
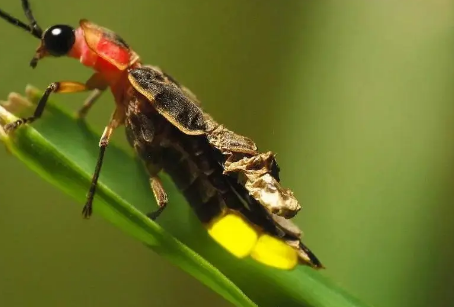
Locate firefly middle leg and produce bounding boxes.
[82,106,124,218]
[77,73,109,119]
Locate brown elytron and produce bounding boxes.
[0,0,322,269]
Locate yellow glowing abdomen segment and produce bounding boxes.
[207,213,258,258]
[251,234,298,270]
[207,212,299,270]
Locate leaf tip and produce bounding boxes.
[0,106,13,142]
[1,92,32,115]
[0,89,35,143]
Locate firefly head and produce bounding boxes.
[0,0,75,68]
[41,25,76,56]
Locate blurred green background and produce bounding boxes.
[1,0,454,306]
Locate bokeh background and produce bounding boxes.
[1,1,454,306]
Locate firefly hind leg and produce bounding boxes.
[147,176,168,220]
[124,100,168,221]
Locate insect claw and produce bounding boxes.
[3,121,20,134]
[146,213,157,221]
[82,203,92,219]
[146,207,164,221]
[3,116,35,133]
[75,109,88,120]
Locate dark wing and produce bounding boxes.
[204,114,258,156]
[128,66,206,135]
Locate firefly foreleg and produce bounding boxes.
[4,81,90,132]
[147,176,168,220]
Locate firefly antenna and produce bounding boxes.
[22,0,43,37]
[0,0,43,39]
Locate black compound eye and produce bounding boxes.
[43,25,75,56]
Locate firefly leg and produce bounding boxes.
[82,108,124,218]
[124,103,168,221]
[77,89,104,119]
[77,73,108,119]
[81,125,114,218]
[147,176,168,220]
[4,81,90,133]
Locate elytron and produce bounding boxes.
[0,0,323,270]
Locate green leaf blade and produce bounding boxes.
[0,88,256,307]
[0,86,371,307]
